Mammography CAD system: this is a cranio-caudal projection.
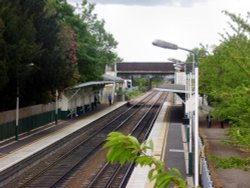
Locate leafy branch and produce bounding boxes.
[103,132,187,188]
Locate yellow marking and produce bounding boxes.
[160,94,173,161]
[145,94,173,188]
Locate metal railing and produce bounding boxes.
[199,137,213,188]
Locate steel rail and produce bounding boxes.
[18,91,158,188]
[86,92,168,188]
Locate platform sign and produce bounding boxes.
[186,95,195,112]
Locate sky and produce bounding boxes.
[67,0,249,62]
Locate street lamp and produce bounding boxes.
[15,63,35,141]
[173,63,184,71]
[153,39,199,187]
[169,58,186,85]
[169,57,193,177]
[15,80,19,141]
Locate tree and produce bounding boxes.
[75,0,119,82]
[186,44,210,63]
[0,17,8,89]
[0,0,42,109]
[0,0,78,109]
[199,25,250,127]
[25,0,79,104]
[197,11,250,150]
[0,0,120,110]
[50,0,120,82]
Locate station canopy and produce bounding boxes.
[70,81,115,90]
[102,74,124,83]
[155,84,193,102]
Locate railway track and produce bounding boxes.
[4,91,168,188]
[85,92,167,188]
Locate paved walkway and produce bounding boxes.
[199,114,250,188]
[164,105,186,177]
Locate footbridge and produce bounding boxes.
[116,62,175,79]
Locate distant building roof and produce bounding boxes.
[117,62,175,73]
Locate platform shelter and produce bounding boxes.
[59,81,115,119]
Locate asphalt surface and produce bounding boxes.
[164,105,186,178]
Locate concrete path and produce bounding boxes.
[200,115,250,188]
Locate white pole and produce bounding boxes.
[55,89,58,124]
[184,64,187,114]
[15,82,19,141]
[189,73,192,99]
[194,65,199,187]
[189,73,192,152]
[15,94,19,140]
[152,40,200,186]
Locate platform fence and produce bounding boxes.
[199,137,213,188]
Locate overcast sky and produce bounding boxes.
[68,0,249,61]
[70,0,208,6]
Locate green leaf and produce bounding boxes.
[103,132,187,187]
[148,168,157,180]
[149,139,154,150]
[169,168,181,177]
[136,156,153,166]
[155,173,171,188]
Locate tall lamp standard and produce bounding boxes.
[15,63,34,141]
[152,39,199,187]
[169,57,193,177]
[15,79,19,141]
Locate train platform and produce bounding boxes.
[126,99,193,187]
[0,102,126,173]
[0,96,192,187]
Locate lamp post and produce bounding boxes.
[55,89,59,124]
[15,63,35,141]
[15,80,19,141]
[153,39,199,187]
[170,59,186,85]
[169,57,193,177]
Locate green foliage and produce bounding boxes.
[225,127,250,151]
[0,0,119,110]
[151,78,164,89]
[0,0,43,109]
[125,90,143,101]
[103,132,187,188]
[197,12,250,131]
[124,77,149,100]
[133,78,148,92]
[104,132,141,164]
[186,45,209,63]
[29,0,78,100]
[71,0,119,82]
[191,12,250,172]
[210,156,250,171]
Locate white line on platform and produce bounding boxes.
[169,149,185,152]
